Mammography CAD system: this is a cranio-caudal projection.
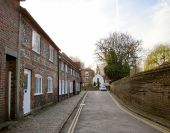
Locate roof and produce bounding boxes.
[20,7,60,51]
[60,52,81,71]
[82,68,94,72]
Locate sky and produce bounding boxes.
[21,0,170,68]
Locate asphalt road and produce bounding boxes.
[72,91,161,133]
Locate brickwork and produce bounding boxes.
[0,0,20,51]
[0,0,20,123]
[0,49,7,123]
[19,8,60,116]
[111,63,170,127]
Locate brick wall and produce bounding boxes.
[0,0,20,50]
[111,64,170,128]
[0,48,6,123]
[0,0,20,123]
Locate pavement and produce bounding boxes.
[3,91,86,133]
[73,91,161,133]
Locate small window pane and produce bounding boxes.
[32,31,40,54]
[47,77,53,93]
[35,74,42,95]
[24,74,28,90]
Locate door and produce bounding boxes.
[23,69,31,114]
[6,55,17,120]
[73,80,76,95]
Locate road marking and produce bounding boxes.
[67,92,88,133]
[108,92,170,133]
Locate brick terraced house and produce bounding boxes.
[19,7,60,116]
[59,53,81,101]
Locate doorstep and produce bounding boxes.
[0,121,17,131]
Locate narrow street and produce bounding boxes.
[66,91,161,133]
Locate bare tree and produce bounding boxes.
[70,56,85,69]
[95,32,142,68]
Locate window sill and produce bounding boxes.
[49,59,54,63]
[47,92,53,94]
[34,93,43,96]
[32,49,40,54]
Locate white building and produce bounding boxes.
[93,74,104,87]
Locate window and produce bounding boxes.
[73,70,75,76]
[61,62,64,71]
[59,80,62,95]
[32,30,40,54]
[62,80,64,94]
[47,77,53,93]
[35,74,42,95]
[65,80,68,94]
[70,82,73,93]
[71,68,73,75]
[65,65,68,73]
[49,45,54,62]
[85,71,89,76]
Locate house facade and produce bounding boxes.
[59,53,81,101]
[19,7,60,116]
[0,0,23,123]
[81,68,95,87]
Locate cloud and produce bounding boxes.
[21,0,117,67]
[143,0,170,49]
[21,0,170,67]
[116,0,170,50]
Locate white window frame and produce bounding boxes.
[34,74,42,95]
[47,77,53,93]
[32,30,40,54]
[49,45,54,62]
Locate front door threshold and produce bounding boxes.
[0,121,18,131]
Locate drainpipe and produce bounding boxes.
[16,12,22,119]
[8,71,12,120]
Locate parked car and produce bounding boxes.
[99,85,107,91]
[104,83,110,90]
